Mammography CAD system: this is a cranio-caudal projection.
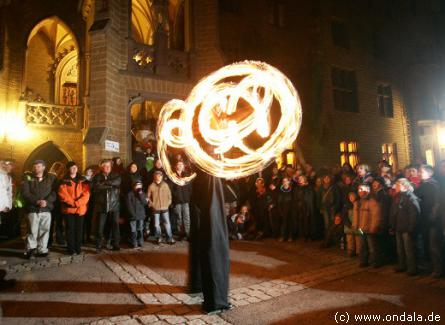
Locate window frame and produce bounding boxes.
[340,140,360,168]
[377,83,394,118]
[381,143,398,172]
[331,67,359,113]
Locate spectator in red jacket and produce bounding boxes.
[58,161,90,255]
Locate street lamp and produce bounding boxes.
[0,110,31,159]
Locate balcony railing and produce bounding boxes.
[127,37,189,79]
[24,102,83,129]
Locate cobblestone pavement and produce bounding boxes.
[87,241,445,325]
[1,239,445,324]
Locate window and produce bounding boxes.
[331,20,350,49]
[332,67,358,112]
[382,143,398,171]
[340,141,359,168]
[377,84,393,117]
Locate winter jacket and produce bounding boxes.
[292,185,315,219]
[126,190,148,220]
[148,181,172,211]
[122,171,142,194]
[277,186,293,217]
[21,172,56,213]
[252,188,273,221]
[389,192,420,233]
[415,178,440,229]
[320,184,342,216]
[372,188,391,230]
[437,174,445,233]
[170,173,193,204]
[353,197,383,234]
[0,169,13,211]
[93,172,121,213]
[58,175,91,216]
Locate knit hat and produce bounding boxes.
[66,161,77,169]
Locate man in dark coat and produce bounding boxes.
[22,160,56,259]
[294,175,316,241]
[188,170,231,314]
[389,178,420,275]
[415,165,442,277]
[93,159,122,252]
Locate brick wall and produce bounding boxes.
[190,0,225,80]
[217,0,412,171]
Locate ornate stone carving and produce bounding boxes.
[25,102,82,128]
[133,49,154,66]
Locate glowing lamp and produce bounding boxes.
[0,111,31,141]
[157,61,303,185]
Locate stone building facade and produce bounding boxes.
[1,0,438,174]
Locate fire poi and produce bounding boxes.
[157,61,302,185]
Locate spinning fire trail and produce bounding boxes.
[157,61,303,185]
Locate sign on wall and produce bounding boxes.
[105,140,119,153]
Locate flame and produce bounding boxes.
[157,61,302,185]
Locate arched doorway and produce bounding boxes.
[23,141,70,173]
[23,16,79,104]
[129,98,164,161]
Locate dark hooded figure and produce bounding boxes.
[188,169,230,313]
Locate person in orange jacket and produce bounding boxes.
[58,161,90,255]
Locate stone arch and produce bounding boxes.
[23,141,71,173]
[23,16,79,104]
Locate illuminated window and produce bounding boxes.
[381,143,398,171]
[377,84,393,118]
[132,0,187,50]
[332,67,358,112]
[425,149,435,166]
[132,0,156,46]
[331,20,350,49]
[340,141,359,168]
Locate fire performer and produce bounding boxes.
[157,61,302,314]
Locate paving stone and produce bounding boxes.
[187,319,206,325]
[109,315,131,322]
[137,314,160,324]
[230,293,249,301]
[89,319,115,325]
[164,315,187,324]
[153,293,180,304]
[139,293,161,304]
[115,318,140,325]
[246,296,261,303]
[59,256,73,264]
